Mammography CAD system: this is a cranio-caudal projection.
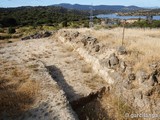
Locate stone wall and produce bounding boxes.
[58,29,160,115]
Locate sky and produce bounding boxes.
[0,0,160,8]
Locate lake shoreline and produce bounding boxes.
[96,13,160,20]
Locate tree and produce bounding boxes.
[62,18,68,27]
[8,27,16,34]
[1,17,17,27]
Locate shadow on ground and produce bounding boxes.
[46,65,81,101]
[46,65,111,120]
[0,83,35,119]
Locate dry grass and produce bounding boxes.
[100,93,143,120]
[0,63,39,117]
[74,27,160,72]
[81,64,92,73]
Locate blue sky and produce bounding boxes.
[0,0,160,7]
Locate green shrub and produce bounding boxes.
[8,27,16,34]
[128,20,160,28]
[62,21,68,27]
[0,28,4,33]
[71,23,80,28]
[0,34,12,40]
[83,22,89,28]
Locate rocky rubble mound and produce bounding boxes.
[59,30,160,114]
[21,31,52,40]
[60,30,101,53]
[101,48,160,114]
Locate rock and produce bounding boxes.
[61,30,68,37]
[43,31,52,37]
[21,36,31,40]
[133,91,143,99]
[143,88,154,96]
[149,73,158,86]
[136,71,149,84]
[108,53,119,68]
[81,37,87,46]
[123,79,134,90]
[94,45,100,52]
[149,63,158,71]
[109,71,123,84]
[71,31,79,38]
[117,46,127,55]
[81,36,98,46]
[119,60,126,72]
[21,31,52,40]
[8,41,13,43]
[128,73,136,81]
[125,66,133,75]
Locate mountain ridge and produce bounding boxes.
[52,3,144,11]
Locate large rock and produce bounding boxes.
[108,53,119,68]
[81,36,98,47]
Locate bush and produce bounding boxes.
[8,27,16,34]
[62,21,68,27]
[1,17,18,27]
[0,28,4,33]
[83,22,89,28]
[127,20,160,28]
[71,23,80,28]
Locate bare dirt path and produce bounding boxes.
[0,37,108,120]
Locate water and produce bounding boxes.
[97,14,160,20]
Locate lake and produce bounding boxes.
[96,14,160,20]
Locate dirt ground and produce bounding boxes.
[0,36,109,119]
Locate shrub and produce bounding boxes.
[1,17,18,27]
[62,21,68,27]
[8,27,16,34]
[0,28,4,33]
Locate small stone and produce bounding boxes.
[128,73,136,80]
[149,63,157,70]
[150,74,158,86]
[119,60,126,72]
[136,70,149,84]
[143,88,154,96]
[117,46,127,55]
[95,45,100,52]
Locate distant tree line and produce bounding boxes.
[125,20,160,28]
[0,6,89,27]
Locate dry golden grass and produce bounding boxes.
[100,93,143,120]
[0,63,39,117]
[75,27,160,72]
[81,64,92,73]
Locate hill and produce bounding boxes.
[53,3,143,11]
[0,6,88,27]
[118,8,160,16]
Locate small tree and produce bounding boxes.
[8,27,16,34]
[62,21,68,27]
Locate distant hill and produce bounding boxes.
[118,8,160,16]
[52,3,143,11]
[0,6,88,27]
